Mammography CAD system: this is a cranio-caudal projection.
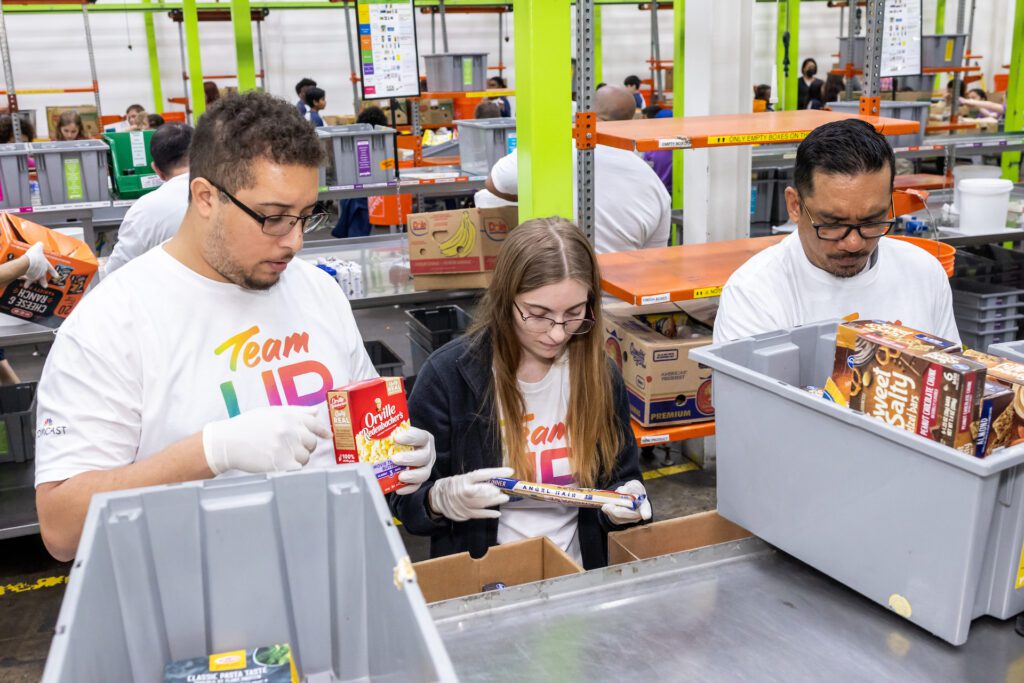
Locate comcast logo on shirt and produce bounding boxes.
[37,418,68,438]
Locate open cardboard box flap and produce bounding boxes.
[413,536,582,603]
[1,212,98,265]
[608,511,752,565]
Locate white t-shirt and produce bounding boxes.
[497,355,582,565]
[713,233,961,345]
[484,147,671,254]
[102,172,190,278]
[35,246,377,486]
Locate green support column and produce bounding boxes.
[594,5,603,85]
[672,0,683,226]
[182,0,206,117]
[934,0,946,92]
[231,0,257,92]
[514,0,572,220]
[143,0,163,113]
[1002,0,1024,182]
[774,0,798,111]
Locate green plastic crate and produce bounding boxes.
[101,130,161,200]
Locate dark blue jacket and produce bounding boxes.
[389,332,646,570]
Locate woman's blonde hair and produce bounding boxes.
[470,216,620,488]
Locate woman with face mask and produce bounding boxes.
[392,217,652,570]
[798,58,823,110]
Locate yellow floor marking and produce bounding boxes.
[642,461,699,481]
[0,575,68,597]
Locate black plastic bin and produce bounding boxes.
[363,340,404,377]
[405,305,472,373]
[0,382,36,464]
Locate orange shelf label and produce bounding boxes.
[707,131,812,146]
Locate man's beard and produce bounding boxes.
[205,217,282,291]
[825,251,871,278]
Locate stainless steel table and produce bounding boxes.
[433,538,1024,682]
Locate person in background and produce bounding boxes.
[102,123,194,278]
[55,111,87,141]
[147,113,166,129]
[486,76,512,117]
[805,80,825,110]
[392,217,651,570]
[474,101,502,119]
[304,87,326,127]
[126,103,145,120]
[129,110,150,131]
[332,106,388,239]
[204,82,220,109]
[754,84,773,112]
[960,88,1005,121]
[624,75,646,109]
[822,74,845,104]
[0,115,34,143]
[294,77,317,117]
[34,92,437,561]
[595,82,607,91]
[0,243,58,385]
[641,105,673,194]
[797,58,823,110]
[714,119,959,344]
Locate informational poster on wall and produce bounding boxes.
[880,0,923,77]
[356,0,421,100]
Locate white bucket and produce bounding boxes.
[52,226,85,242]
[953,165,1003,211]
[958,178,1013,234]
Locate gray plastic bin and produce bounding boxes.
[691,320,1024,646]
[317,124,397,188]
[0,143,32,210]
[455,117,516,175]
[30,140,109,206]
[989,339,1024,360]
[898,74,939,92]
[0,381,36,464]
[951,279,1024,311]
[838,36,866,68]
[424,53,488,92]
[961,329,1018,350]
[750,170,775,224]
[42,466,457,682]
[923,34,967,69]
[955,314,1023,335]
[828,100,928,149]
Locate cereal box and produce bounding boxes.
[163,643,298,682]
[832,321,985,453]
[974,381,1015,458]
[962,349,1024,450]
[327,377,411,494]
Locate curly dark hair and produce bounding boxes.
[189,91,324,194]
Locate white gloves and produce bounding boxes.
[602,480,653,525]
[428,467,513,521]
[202,406,331,475]
[390,425,436,495]
[22,242,57,288]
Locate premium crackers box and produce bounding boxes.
[327,377,411,494]
[963,350,1024,453]
[831,321,985,453]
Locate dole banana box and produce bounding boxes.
[327,377,411,494]
[407,207,518,278]
[603,303,714,427]
[164,643,298,682]
[0,212,98,328]
[962,350,1024,452]
[831,320,985,454]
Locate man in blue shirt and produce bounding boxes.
[304,87,326,127]
[294,77,316,117]
[624,75,646,109]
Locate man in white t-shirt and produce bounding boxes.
[714,119,959,344]
[102,123,193,278]
[35,93,436,561]
[479,86,671,253]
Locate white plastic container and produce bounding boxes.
[953,165,1003,211]
[958,178,1013,234]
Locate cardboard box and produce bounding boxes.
[832,321,984,454]
[164,644,298,682]
[962,349,1024,450]
[418,99,454,126]
[603,303,714,427]
[45,105,100,140]
[607,511,752,566]
[326,377,411,494]
[894,91,935,102]
[323,114,357,126]
[407,207,517,277]
[975,380,1015,458]
[413,537,582,604]
[0,213,98,328]
[412,272,493,291]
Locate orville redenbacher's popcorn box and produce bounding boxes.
[0,212,98,328]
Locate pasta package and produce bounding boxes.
[327,377,411,494]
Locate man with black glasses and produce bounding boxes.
[33,93,436,560]
[714,119,959,344]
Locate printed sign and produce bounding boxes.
[357,0,421,100]
[880,0,923,78]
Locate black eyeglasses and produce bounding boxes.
[207,180,329,236]
[513,301,595,335]
[800,197,896,242]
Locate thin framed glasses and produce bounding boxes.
[800,197,896,242]
[207,180,329,236]
[513,301,595,335]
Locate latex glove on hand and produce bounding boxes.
[21,242,58,289]
[602,479,653,525]
[390,425,436,495]
[428,467,514,521]
[202,405,331,475]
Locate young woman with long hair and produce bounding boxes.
[392,217,651,569]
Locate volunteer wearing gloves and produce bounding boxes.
[34,92,435,561]
[0,242,57,384]
[715,119,960,344]
[392,218,651,570]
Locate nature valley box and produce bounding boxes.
[407,207,517,280]
[163,644,298,682]
[0,212,98,328]
[963,349,1024,451]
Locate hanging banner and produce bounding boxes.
[356,0,421,100]
[880,0,923,77]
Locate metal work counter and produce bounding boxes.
[432,538,1023,682]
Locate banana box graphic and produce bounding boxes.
[407,207,518,277]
